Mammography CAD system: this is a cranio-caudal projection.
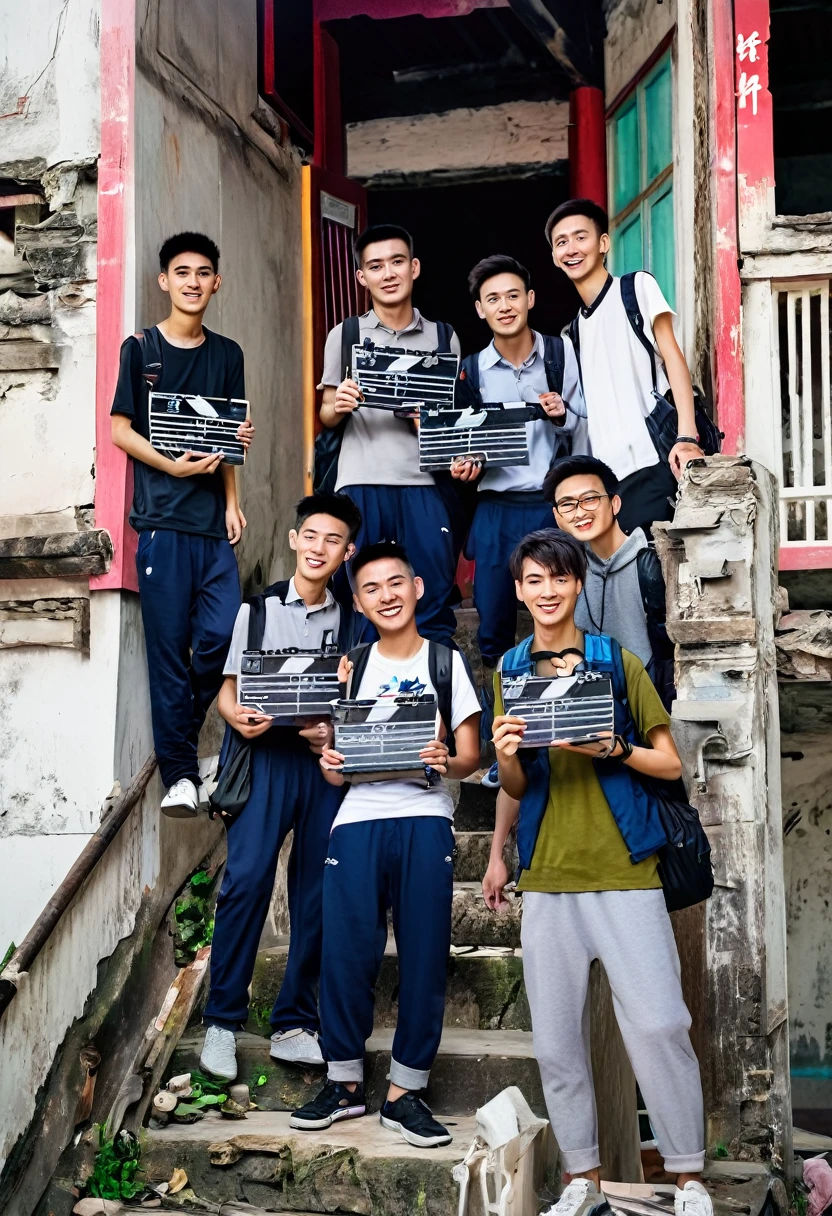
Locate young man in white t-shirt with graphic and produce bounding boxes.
[290,542,481,1148]
[546,199,703,535]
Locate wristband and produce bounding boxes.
[675,435,701,446]
[615,735,634,761]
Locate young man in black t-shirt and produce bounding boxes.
[111,232,253,816]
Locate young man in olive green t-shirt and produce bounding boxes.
[482,530,710,1216]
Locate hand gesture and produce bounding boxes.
[539,391,566,419]
[450,456,483,482]
[297,717,333,755]
[334,378,363,415]
[231,703,272,740]
[320,745,346,771]
[668,440,703,480]
[236,419,255,449]
[226,505,247,545]
[337,654,353,685]
[171,450,224,477]
[419,739,450,775]
[482,857,510,910]
[492,714,527,757]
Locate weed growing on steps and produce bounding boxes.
[1,942,15,970]
[713,1142,730,1160]
[173,869,217,965]
[86,1127,144,1201]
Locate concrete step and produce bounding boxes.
[454,828,516,882]
[248,941,530,1036]
[452,882,521,948]
[140,1107,552,1216]
[172,1027,543,1118]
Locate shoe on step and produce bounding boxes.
[270,1028,324,1067]
[199,1025,237,1081]
[675,1182,713,1216]
[161,778,199,818]
[481,762,500,790]
[290,1080,366,1130]
[380,1091,452,1148]
[544,1178,611,1216]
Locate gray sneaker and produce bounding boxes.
[545,1180,611,1216]
[270,1028,324,1067]
[200,1025,237,1081]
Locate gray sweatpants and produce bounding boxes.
[522,889,705,1176]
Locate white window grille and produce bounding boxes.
[773,280,832,546]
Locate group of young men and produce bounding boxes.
[110,201,712,1215]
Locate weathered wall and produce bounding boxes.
[135,0,305,593]
[603,0,675,103]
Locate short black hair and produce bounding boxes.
[544,199,609,247]
[353,224,414,265]
[543,455,620,505]
[159,232,220,272]
[294,492,362,542]
[468,254,531,301]
[509,529,587,583]
[351,540,415,582]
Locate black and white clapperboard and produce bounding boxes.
[500,671,615,748]
[238,631,341,723]
[352,342,459,412]
[419,401,541,471]
[332,693,439,782]
[149,393,250,466]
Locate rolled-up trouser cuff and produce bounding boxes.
[327,1059,364,1083]
[390,1057,431,1091]
[559,1145,602,1175]
[663,1151,706,1174]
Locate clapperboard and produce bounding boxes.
[352,343,459,413]
[149,393,249,466]
[238,632,340,723]
[419,402,540,471]
[332,694,439,782]
[500,671,615,748]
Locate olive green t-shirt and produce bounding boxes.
[495,649,670,893]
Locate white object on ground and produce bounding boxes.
[453,1085,549,1216]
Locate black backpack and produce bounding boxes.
[343,639,463,756]
[568,272,722,461]
[313,316,455,494]
[635,544,675,711]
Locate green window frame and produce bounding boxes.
[608,53,675,309]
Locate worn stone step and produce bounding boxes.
[452,882,521,948]
[454,829,516,882]
[248,941,530,1036]
[172,1026,543,1117]
[140,1108,556,1216]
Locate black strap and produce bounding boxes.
[428,641,456,756]
[542,333,565,395]
[619,272,659,392]
[135,326,164,388]
[459,351,481,401]
[635,546,667,627]
[435,320,453,354]
[340,315,361,381]
[344,642,373,698]
[245,580,290,650]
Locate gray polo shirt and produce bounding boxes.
[319,307,461,490]
[223,578,341,677]
[478,331,588,494]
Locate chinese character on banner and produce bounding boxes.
[736,31,761,63]
[737,71,762,116]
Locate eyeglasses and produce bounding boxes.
[553,492,610,518]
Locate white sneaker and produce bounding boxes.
[270,1028,324,1067]
[160,778,199,818]
[200,1025,237,1081]
[675,1182,713,1216]
[545,1179,610,1216]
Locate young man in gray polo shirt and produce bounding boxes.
[318,224,461,644]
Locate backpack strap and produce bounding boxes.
[435,320,453,354]
[542,333,565,395]
[635,545,668,628]
[619,272,658,391]
[344,642,374,698]
[428,641,457,757]
[244,579,291,651]
[340,316,361,381]
[134,326,164,388]
[568,315,583,393]
[583,633,628,707]
[458,351,482,407]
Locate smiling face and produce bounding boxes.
[475,272,534,340]
[353,557,423,634]
[550,215,610,285]
[515,557,582,629]
[356,238,420,309]
[158,252,221,316]
[551,473,619,544]
[289,513,355,584]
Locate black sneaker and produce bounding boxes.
[379,1092,452,1147]
[289,1080,366,1130]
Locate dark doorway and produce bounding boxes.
[770,1,832,216]
[367,174,581,356]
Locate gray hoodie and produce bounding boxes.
[574,527,652,666]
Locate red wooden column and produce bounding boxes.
[313,22,343,174]
[568,86,607,207]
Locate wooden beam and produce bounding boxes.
[507,0,603,89]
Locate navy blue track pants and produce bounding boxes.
[320,816,454,1090]
[204,739,344,1033]
[137,529,240,789]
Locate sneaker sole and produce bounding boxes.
[270,1048,325,1067]
[379,1114,452,1148]
[198,1057,237,1082]
[160,803,199,819]
[289,1105,366,1130]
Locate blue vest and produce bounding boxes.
[500,633,668,873]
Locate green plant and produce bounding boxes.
[173,869,218,964]
[713,1142,729,1160]
[248,1067,272,1090]
[792,1188,808,1216]
[86,1127,144,1201]
[189,1070,230,1097]
[1,942,15,971]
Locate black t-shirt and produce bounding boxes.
[110,326,245,537]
